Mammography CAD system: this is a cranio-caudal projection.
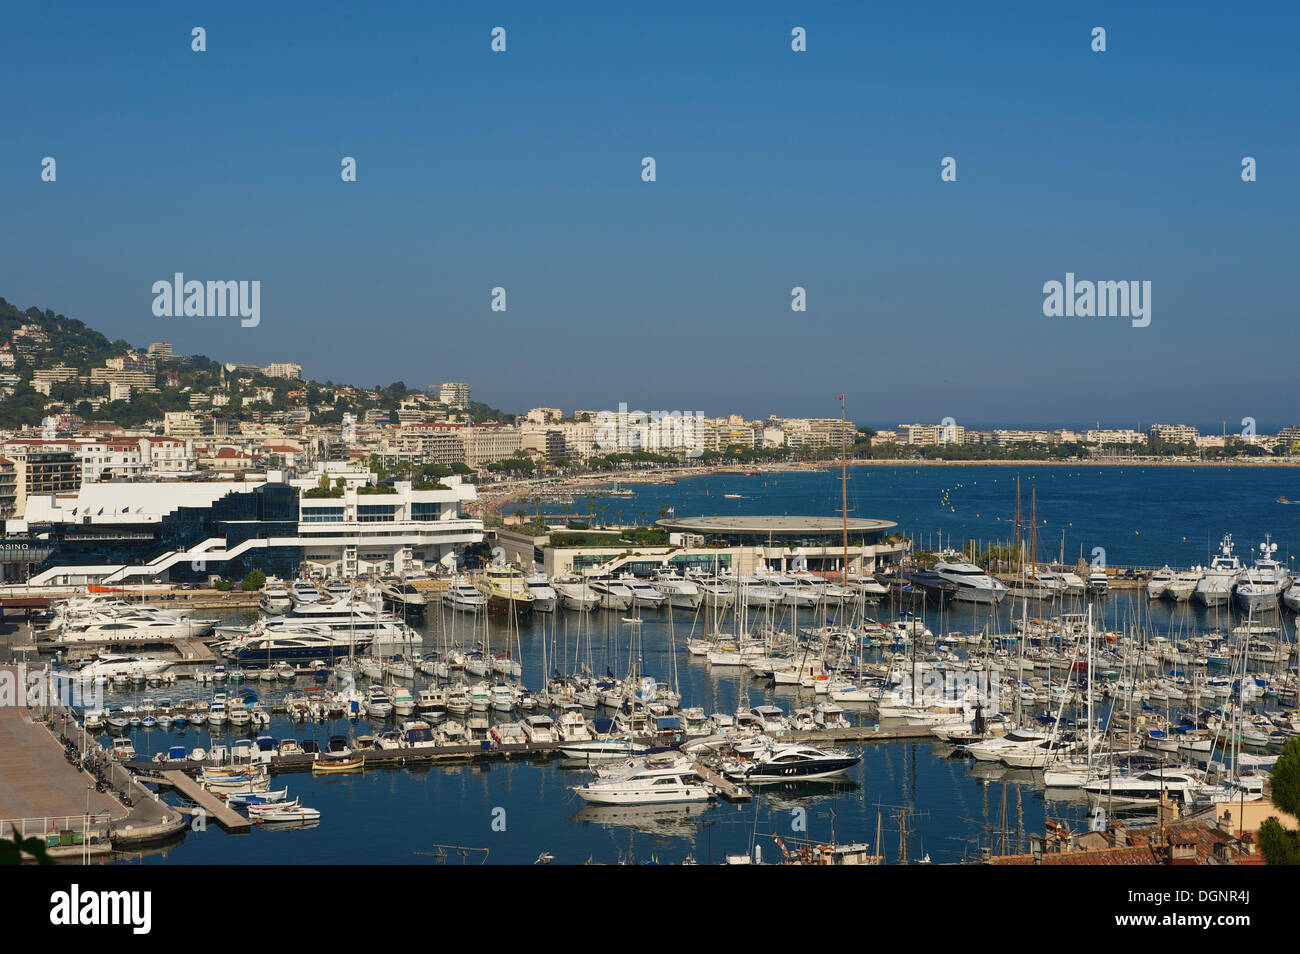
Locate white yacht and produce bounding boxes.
[1164,567,1202,602]
[521,714,557,743]
[1082,769,1210,806]
[846,574,891,600]
[651,571,703,609]
[1235,536,1291,611]
[1146,566,1174,600]
[789,571,854,604]
[1032,566,1084,597]
[48,616,210,643]
[552,577,599,612]
[964,726,1047,762]
[290,581,324,605]
[573,757,713,805]
[1196,535,1242,606]
[524,573,558,613]
[1087,567,1109,596]
[694,574,738,606]
[1284,580,1300,613]
[259,578,293,614]
[366,686,395,719]
[933,561,1008,604]
[619,574,666,609]
[738,576,785,608]
[586,576,634,611]
[443,579,487,612]
[758,573,819,608]
[73,653,173,682]
[259,598,416,643]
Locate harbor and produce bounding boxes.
[4,499,1295,866]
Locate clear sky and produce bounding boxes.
[1,2,1295,429]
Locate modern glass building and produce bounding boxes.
[12,470,483,585]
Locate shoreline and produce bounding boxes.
[475,457,1300,516]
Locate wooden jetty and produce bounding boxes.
[143,770,252,833]
[692,761,751,802]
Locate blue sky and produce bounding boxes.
[1,2,1296,428]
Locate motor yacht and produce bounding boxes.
[524,573,558,613]
[619,574,666,609]
[580,576,631,611]
[442,578,488,612]
[651,571,703,609]
[933,560,1008,604]
[1235,536,1291,610]
[290,581,325,605]
[552,577,600,612]
[1164,568,1202,602]
[380,581,428,617]
[573,757,713,805]
[1196,534,1242,606]
[724,743,860,783]
[475,565,535,616]
[521,714,557,743]
[259,578,293,614]
[1146,566,1174,600]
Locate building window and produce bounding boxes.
[302,507,344,524]
[357,505,397,523]
[411,502,441,521]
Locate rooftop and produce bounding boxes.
[657,515,897,536]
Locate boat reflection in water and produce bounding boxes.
[572,800,711,836]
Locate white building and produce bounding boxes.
[438,382,471,410]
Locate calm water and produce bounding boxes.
[561,463,1300,568]
[111,465,1297,865]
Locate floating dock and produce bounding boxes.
[140,771,252,833]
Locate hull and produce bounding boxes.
[575,784,711,805]
[738,758,860,783]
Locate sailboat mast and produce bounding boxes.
[841,396,849,582]
[1014,475,1021,574]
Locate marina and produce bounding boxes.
[5,475,1296,866]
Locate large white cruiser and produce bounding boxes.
[228,625,371,666]
[1235,536,1291,611]
[1195,534,1242,606]
[573,757,713,805]
[619,574,666,609]
[442,579,487,612]
[46,615,213,643]
[254,598,417,643]
[524,573,558,613]
[933,560,1008,604]
[651,571,702,609]
[552,577,599,612]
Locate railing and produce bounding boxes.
[0,812,112,841]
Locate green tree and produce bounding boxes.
[241,569,267,591]
[1259,736,1300,864]
[0,832,54,865]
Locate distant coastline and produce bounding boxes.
[476,456,1300,517]
[837,458,1300,468]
